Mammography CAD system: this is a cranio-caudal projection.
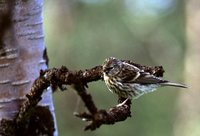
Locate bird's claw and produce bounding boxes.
[116,98,129,107]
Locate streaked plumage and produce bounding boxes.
[103,57,187,99]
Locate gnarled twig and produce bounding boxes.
[15,65,132,131]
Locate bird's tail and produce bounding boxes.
[160,81,188,88]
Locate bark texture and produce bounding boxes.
[0,0,57,135]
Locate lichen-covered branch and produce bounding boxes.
[15,65,132,131]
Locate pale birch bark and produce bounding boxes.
[174,1,200,136]
[0,0,57,135]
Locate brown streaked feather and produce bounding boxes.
[118,61,167,84]
[134,73,168,84]
[117,62,140,82]
[122,60,165,77]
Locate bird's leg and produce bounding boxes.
[116,98,129,107]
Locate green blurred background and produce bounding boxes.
[43,0,187,136]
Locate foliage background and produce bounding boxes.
[43,0,188,136]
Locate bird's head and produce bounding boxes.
[103,57,122,77]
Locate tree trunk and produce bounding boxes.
[174,1,200,136]
[0,0,57,135]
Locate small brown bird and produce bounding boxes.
[103,57,187,100]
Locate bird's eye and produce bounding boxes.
[107,66,114,71]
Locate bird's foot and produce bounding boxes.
[116,98,129,107]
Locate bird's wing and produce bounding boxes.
[117,62,141,82]
[134,72,168,84]
[119,62,167,84]
[122,60,165,77]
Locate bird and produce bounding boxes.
[102,57,187,100]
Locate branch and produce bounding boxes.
[15,65,132,131]
[75,98,131,131]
